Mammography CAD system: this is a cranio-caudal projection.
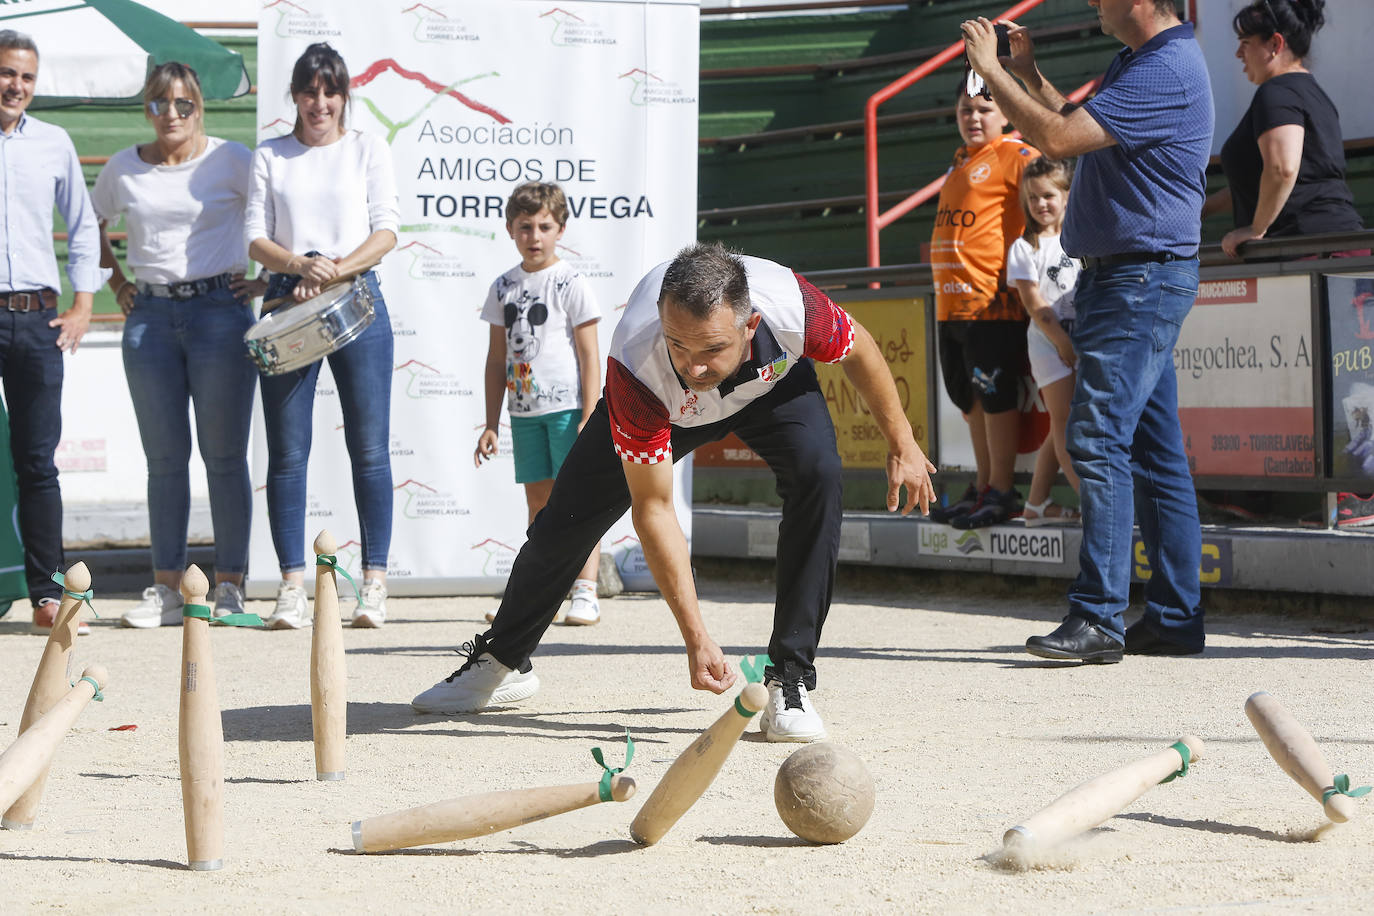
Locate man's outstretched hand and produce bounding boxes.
[687,637,737,694]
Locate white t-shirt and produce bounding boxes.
[1006,234,1080,322]
[91,137,251,284]
[480,259,601,417]
[245,129,399,260]
[605,256,854,465]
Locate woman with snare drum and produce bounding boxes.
[246,42,398,629]
[93,62,263,629]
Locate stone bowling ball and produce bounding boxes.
[773,742,875,844]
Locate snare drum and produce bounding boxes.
[244,277,376,375]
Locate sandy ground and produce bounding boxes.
[1,572,1372,915]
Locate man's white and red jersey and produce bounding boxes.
[606,255,855,466]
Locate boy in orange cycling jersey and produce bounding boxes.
[930,88,1038,528]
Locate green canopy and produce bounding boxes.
[0,0,250,108]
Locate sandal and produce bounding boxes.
[1023,498,1080,528]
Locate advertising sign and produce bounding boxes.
[1176,275,1315,477]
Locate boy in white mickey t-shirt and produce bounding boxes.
[475,182,604,624]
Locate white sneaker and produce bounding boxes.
[119,584,185,629]
[210,582,245,619]
[267,582,310,630]
[352,580,387,628]
[411,635,539,714]
[564,591,600,626]
[759,677,827,743]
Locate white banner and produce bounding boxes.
[250,0,699,596]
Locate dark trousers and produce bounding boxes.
[486,359,843,690]
[0,308,64,605]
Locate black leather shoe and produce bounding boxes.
[1124,620,1203,656]
[1025,615,1123,664]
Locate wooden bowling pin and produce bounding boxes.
[1245,691,1358,823]
[178,565,224,871]
[1003,735,1205,850]
[3,561,91,830]
[630,682,768,846]
[0,664,108,816]
[312,530,346,781]
[353,774,636,853]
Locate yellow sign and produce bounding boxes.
[815,296,931,469]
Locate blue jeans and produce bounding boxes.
[123,287,258,574]
[1066,259,1204,649]
[259,272,393,573]
[0,303,64,603]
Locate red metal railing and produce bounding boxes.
[864,0,1061,270]
[867,77,1101,270]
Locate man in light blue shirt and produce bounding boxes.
[0,30,103,632]
[963,1,1212,663]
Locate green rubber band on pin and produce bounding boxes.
[183,603,264,628]
[1159,741,1191,784]
[734,695,759,718]
[316,553,360,603]
[591,731,635,802]
[50,571,99,618]
[739,654,772,685]
[72,675,103,702]
[1323,774,1372,804]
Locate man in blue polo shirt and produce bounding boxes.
[962,1,1213,662]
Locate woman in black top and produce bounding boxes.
[1205,0,1362,257]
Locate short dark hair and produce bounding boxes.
[290,42,350,130]
[1233,0,1325,59]
[657,243,752,327]
[0,29,38,59]
[506,182,568,227]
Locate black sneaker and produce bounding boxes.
[951,486,1021,529]
[1336,493,1374,528]
[930,484,983,524]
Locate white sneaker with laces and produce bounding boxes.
[352,580,387,628]
[210,582,246,619]
[759,677,827,743]
[267,582,311,630]
[411,635,539,713]
[564,590,600,626]
[119,584,185,629]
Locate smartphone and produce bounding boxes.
[964,23,1012,99]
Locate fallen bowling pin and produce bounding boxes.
[1245,691,1367,823]
[0,665,108,816]
[3,562,92,830]
[312,529,347,781]
[630,682,768,846]
[1003,735,1204,851]
[353,773,636,852]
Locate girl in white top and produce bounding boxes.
[93,62,264,628]
[1005,156,1082,526]
[246,42,399,630]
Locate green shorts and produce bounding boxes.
[510,408,582,484]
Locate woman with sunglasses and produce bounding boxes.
[92,62,263,629]
[245,42,398,629]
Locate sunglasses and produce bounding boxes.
[147,97,196,118]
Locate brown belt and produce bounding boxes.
[0,289,56,313]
